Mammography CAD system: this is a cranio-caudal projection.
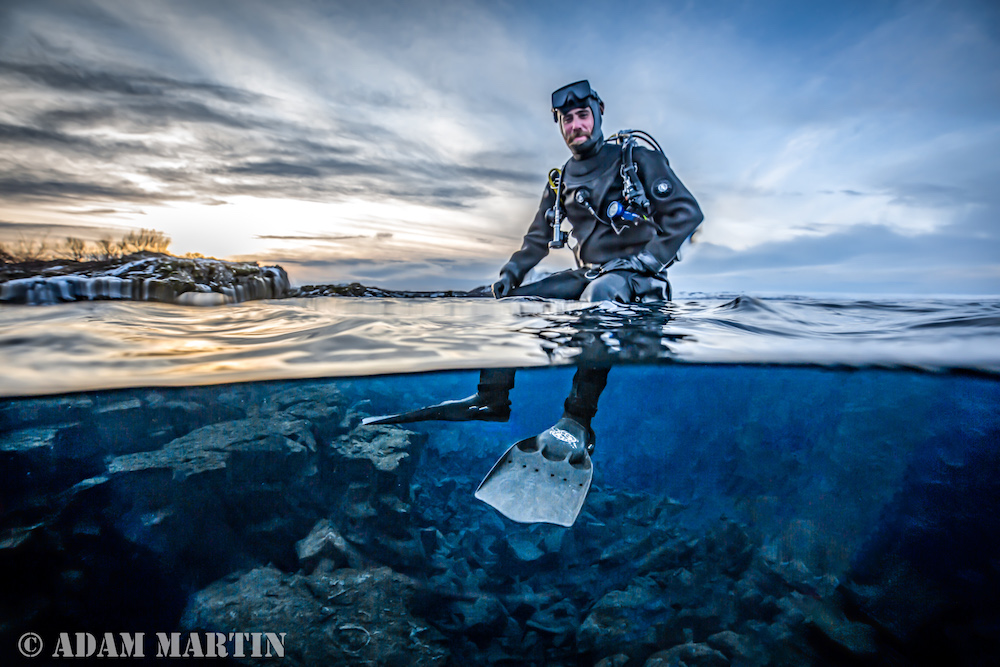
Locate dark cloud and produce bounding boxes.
[0,60,261,103]
[255,234,367,241]
[68,208,137,216]
[0,57,536,215]
[225,157,391,178]
[0,120,172,162]
[0,219,127,242]
[679,222,1000,295]
[455,165,539,186]
[0,122,93,147]
[228,161,323,178]
[0,176,171,203]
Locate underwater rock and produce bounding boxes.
[0,253,290,305]
[2,390,247,512]
[644,642,729,667]
[259,383,351,441]
[0,395,94,431]
[445,595,508,638]
[796,594,878,659]
[634,535,698,575]
[102,415,320,578]
[577,575,675,659]
[706,631,757,664]
[504,531,547,562]
[331,423,419,477]
[54,397,190,459]
[295,519,365,572]
[701,519,755,578]
[107,415,317,481]
[180,562,450,665]
[525,599,579,637]
[327,423,420,526]
[1,424,91,506]
[324,424,428,570]
[598,531,655,566]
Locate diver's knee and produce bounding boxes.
[581,273,631,303]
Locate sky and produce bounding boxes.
[1,0,998,295]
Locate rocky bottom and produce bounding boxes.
[0,380,994,665]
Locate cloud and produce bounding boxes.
[0,219,129,243]
[0,60,260,103]
[677,222,1000,296]
[0,176,173,204]
[0,0,997,294]
[254,233,367,242]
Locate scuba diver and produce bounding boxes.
[365,80,703,525]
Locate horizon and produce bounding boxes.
[1,0,998,296]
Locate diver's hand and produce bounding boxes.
[491,272,517,298]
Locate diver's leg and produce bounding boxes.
[364,271,589,426]
[362,368,514,425]
[509,268,591,299]
[563,364,609,432]
[534,364,608,458]
[580,271,631,303]
[475,367,516,414]
[536,272,631,453]
[532,364,606,461]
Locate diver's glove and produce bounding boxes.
[492,271,518,298]
[598,251,669,278]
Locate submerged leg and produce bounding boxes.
[362,368,515,425]
[562,364,610,431]
[530,364,608,460]
[475,365,605,527]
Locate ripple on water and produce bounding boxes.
[0,294,998,396]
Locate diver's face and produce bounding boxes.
[559,106,594,148]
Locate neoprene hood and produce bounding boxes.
[551,79,605,159]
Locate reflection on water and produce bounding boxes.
[1,295,999,396]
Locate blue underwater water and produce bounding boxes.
[1,294,999,665]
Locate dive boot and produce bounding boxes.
[362,393,511,426]
[475,416,596,527]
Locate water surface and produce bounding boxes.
[2,294,997,396]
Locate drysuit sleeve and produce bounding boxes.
[498,184,556,285]
[634,147,704,272]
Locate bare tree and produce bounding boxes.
[64,237,87,261]
[12,235,50,262]
[96,237,119,260]
[120,228,171,254]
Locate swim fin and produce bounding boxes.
[475,417,595,527]
[362,394,511,426]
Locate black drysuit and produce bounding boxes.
[483,136,704,427]
[501,140,703,302]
